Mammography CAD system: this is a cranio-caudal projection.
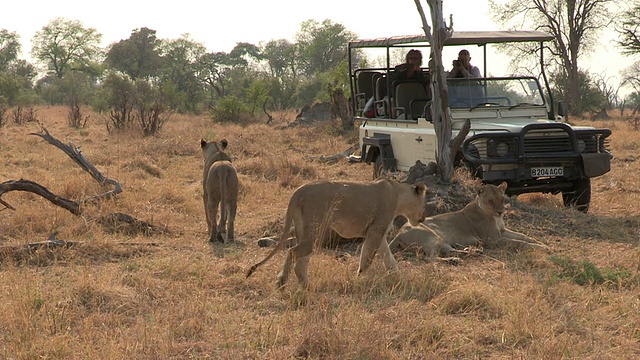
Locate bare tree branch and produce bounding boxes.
[0,126,121,213]
[29,126,122,203]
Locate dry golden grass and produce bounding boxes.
[0,106,638,359]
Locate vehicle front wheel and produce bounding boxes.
[562,178,591,213]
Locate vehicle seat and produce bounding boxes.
[392,80,430,120]
[373,75,389,117]
[355,70,381,114]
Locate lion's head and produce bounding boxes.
[476,182,508,216]
[200,138,228,161]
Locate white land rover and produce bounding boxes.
[348,31,612,212]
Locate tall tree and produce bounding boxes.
[158,34,207,112]
[490,0,613,117]
[617,3,640,54]
[195,43,260,103]
[31,18,102,79]
[0,30,20,72]
[295,19,356,76]
[104,27,163,80]
[0,29,37,105]
[260,39,299,109]
[261,39,298,79]
[616,4,640,111]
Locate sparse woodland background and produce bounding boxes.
[0,106,639,359]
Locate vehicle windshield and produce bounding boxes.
[447,77,545,109]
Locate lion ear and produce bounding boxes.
[498,181,508,193]
[200,139,207,149]
[414,182,427,196]
[220,139,228,150]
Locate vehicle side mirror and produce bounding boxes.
[557,100,566,117]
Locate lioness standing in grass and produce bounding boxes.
[246,178,428,289]
[201,139,239,243]
[389,182,546,259]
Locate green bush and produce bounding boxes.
[210,95,251,123]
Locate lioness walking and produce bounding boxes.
[246,178,428,289]
[389,182,546,259]
[201,139,239,243]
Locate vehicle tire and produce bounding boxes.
[562,178,591,213]
[373,156,384,179]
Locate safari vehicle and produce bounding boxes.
[348,31,612,212]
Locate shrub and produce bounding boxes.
[210,95,251,123]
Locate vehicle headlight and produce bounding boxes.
[496,142,509,157]
[487,140,509,157]
[577,139,586,153]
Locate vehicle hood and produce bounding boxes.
[455,118,595,134]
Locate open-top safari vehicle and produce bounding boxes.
[348,31,612,212]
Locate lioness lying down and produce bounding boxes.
[201,138,239,243]
[246,178,427,289]
[389,182,546,260]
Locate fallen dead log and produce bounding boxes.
[318,144,358,164]
[0,232,161,258]
[0,127,163,236]
[0,179,81,214]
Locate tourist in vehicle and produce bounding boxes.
[361,49,425,118]
[394,49,425,81]
[448,49,481,78]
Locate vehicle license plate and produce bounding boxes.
[531,167,563,177]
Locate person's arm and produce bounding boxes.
[448,61,461,78]
[469,66,481,78]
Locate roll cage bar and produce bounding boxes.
[347,30,556,118]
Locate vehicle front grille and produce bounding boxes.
[463,124,612,164]
[523,131,572,155]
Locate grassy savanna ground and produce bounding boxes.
[0,106,638,359]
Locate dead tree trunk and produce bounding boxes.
[262,98,273,125]
[414,1,470,182]
[330,86,353,131]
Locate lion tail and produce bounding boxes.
[246,199,296,278]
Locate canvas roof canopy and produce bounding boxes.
[349,31,554,48]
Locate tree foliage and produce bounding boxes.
[0,30,37,106]
[31,18,103,79]
[550,68,607,113]
[489,0,613,117]
[0,30,20,72]
[196,42,259,105]
[262,39,298,79]
[7,16,370,121]
[158,34,207,112]
[295,19,356,76]
[104,27,163,80]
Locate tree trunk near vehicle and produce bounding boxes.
[414,0,467,182]
[329,86,352,131]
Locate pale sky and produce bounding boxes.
[1,0,632,96]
